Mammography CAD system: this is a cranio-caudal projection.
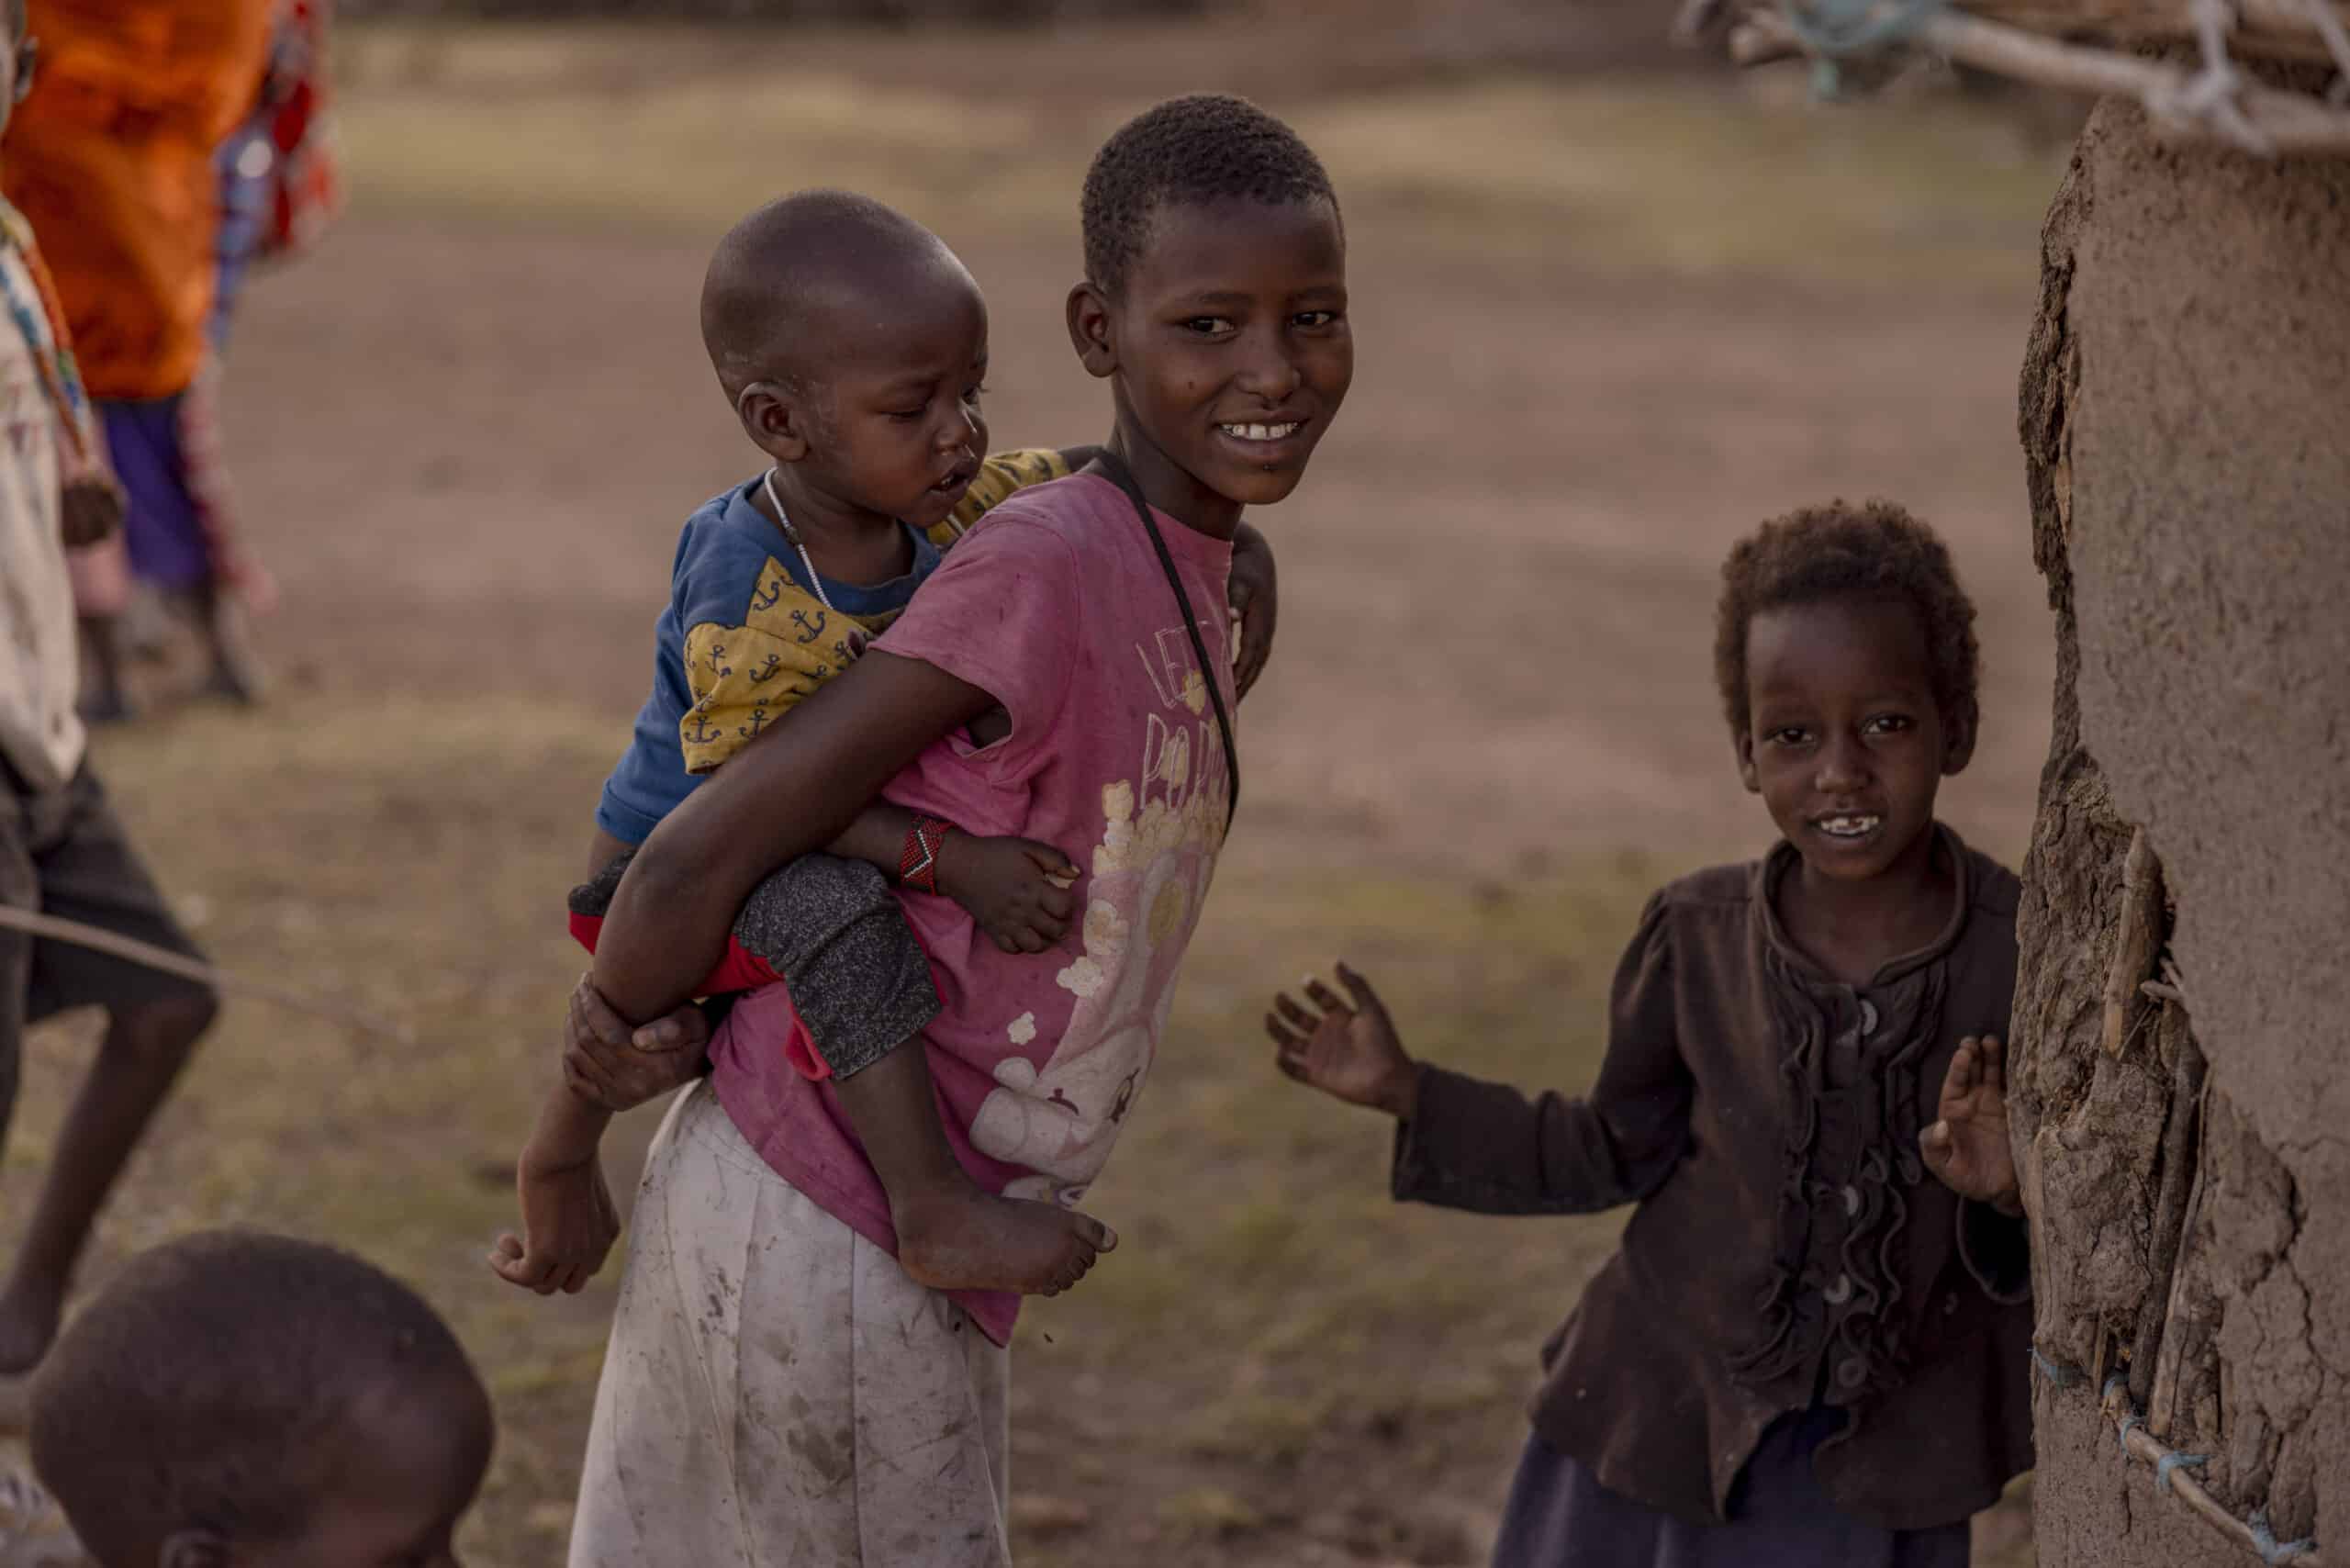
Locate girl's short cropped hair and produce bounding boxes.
[1080,93,1337,297]
[1713,498,1981,741]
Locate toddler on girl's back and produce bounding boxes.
[1273,502,2032,1566]
[522,95,1352,1567]
[493,188,1283,1307]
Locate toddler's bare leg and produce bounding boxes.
[594,849,1115,1297]
[835,1047,1112,1297]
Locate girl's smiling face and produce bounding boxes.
[1070,195,1351,536]
[1737,595,1973,883]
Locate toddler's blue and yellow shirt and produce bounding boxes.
[596,448,1069,845]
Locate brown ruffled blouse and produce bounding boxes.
[1392,825,2033,1530]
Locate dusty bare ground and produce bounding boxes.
[3,18,2061,1566]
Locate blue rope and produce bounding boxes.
[2154,1451,2205,1494]
[2247,1508,2318,1564]
[1775,0,1946,95]
[2056,1367,2322,1563]
[2104,1375,2144,1458]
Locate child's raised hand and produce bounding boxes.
[1920,1035,2023,1215]
[939,834,1080,955]
[1267,963,1420,1117]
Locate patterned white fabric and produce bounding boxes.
[569,1084,1011,1568]
[0,246,80,792]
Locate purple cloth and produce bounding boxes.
[1490,1406,1973,1568]
[212,121,274,348]
[97,397,207,589]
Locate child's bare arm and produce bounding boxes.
[544,654,1110,1299]
[1267,964,1421,1117]
[595,798,1075,958]
[1270,909,1693,1216]
[827,803,1079,954]
[591,650,1001,1025]
[489,1082,619,1294]
[1227,521,1278,700]
[585,825,635,882]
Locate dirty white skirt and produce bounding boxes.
[568,1081,1011,1568]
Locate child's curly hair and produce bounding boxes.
[1081,93,1338,298]
[1713,498,1981,742]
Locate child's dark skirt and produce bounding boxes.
[1490,1405,1971,1568]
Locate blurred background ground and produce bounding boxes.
[3,6,2067,1562]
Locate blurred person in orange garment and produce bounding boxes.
[2,0,279,722]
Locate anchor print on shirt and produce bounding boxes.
[677,556,898,775]
[682,699,723,749]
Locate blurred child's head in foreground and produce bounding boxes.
[32,1229,493,1568]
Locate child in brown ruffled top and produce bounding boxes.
[1269,500,2033,1566]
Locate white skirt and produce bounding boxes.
[568,1082,1011,1568]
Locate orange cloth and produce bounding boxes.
[0,0,275,399]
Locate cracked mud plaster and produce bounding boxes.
[2012,96,2350,1565]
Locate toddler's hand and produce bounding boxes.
[1921,1035,2022,1215]
[938,834,1079,955]
[488,1139,620,1295]
[1267,963,1420,1118]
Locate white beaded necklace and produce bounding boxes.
[761,466,835,612]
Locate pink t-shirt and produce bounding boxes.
[709,474,1235,1345]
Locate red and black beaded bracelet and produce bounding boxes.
[900,813,954,894]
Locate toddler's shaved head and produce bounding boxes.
[700,190,979,404]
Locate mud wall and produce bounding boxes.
[2011,96,2350,1566]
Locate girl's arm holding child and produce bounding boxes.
[499,648,1115,1297]
[588,650,1000,1018]
[504,482,1281,1292]
[584,800,1077,961]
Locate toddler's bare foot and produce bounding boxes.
[893,1182,1114,1297]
